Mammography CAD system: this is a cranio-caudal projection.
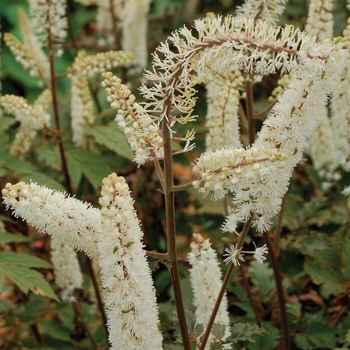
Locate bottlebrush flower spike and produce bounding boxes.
[98,173,162,350]
[2,182,102,259]
[188,233,231,348]
[51,236,83,302]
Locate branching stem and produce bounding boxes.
[199,216,253,350]
[263,230,291,350]
[162,99,191,350]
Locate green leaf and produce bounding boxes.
[1,158,38,176]
[0,232,32,245]
[228,322,268,344]
[293,315,337,349]
[0,115,16,130]
[66,151,83,188]
[36,144,62,171]
[212,323,227,340]
[250,261,275,302]
[66,148,113,188]
[0,252,59,301]
[304,260,346,294]
[0,251,52,268]
[41,319,72,342]
[86,123,133,160]
[247,322,279,350]
[24,172,66,192]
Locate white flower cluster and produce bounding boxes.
[70,51,132,147]
[2,90,52,156]
[309,108,339,180]
[194,33,346,232]
[193,146,286,202]
[235,0,288,26]
[0,95,50,130]
[188,233,231,349]
[331,20,350,171]
[29,0,68,44]
[51,236,83,302]
[122,0,151,71]
[98,173,162,350]
[140,16,337,157]
[3,33,47,78]
[205,65,243,151]
[2,182,102,259]
[305,0,333,42]
[95,0,122,45]
[18,8,50,79]
[102,72,164,165]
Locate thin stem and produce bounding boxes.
[73,301,97,348]
[162,105,192,350]
[263,230,291,350]
[85,256,108,332]
[199,263,234,350]
[273,194,286,254]
[245,76,256,145]
[47,8,72,194]
[199,217,253,350]
[154,159,166,191]
[65,0,78,51]
[146,250,168,259]
[239,262,262,326]
[254,100,277,119]
[238,101,248,129]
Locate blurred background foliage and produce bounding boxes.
[1,0,350,349]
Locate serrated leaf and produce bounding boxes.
[66,151,83,188]
[212,323,227,340]
[86,123,133,160]
[250,261,275,302]
[229,322,268,343]
[0,232,31,245]
[24,172,66,192]
[66,148,113,188]
[0,251,52,268]
[247,322,279,350]
[304,260,346,294]
[36,144,62,171]
[0,262,58,301]
[2,158,38,176]
[293,320,337,349]
[185,309,196,332]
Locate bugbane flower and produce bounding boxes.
[51,236,83,302]
[188,233,231,348]
[205,63,243,151]
[121,0,151,71]
[2,182,102,259]
[236,0,288,26]
[98,173,162,350]
[253,243,268,264]
[70,51,132,147]
[29,0,68,44]
[223,244,245,266]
